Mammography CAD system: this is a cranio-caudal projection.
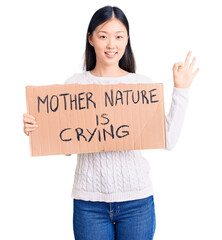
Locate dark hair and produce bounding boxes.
[83,5,136,73]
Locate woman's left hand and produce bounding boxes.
[173,51,200,88]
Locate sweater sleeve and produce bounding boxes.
[165,87,189,150]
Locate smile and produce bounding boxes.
[105,52,117,55]
[105,52,117,58]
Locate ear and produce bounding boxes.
[88,33,94,47]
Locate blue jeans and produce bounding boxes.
[73,195,156,240]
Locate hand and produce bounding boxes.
[23,113,38,136]
[173,51,200,88]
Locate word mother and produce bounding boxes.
[37,88,159,113]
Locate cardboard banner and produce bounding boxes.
[26,83,166,156]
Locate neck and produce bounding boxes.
[90,63,128,77]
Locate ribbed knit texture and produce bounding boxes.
[65,71,189,202]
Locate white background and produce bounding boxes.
[0,0,221,239]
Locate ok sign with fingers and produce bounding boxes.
[173,51,200,88]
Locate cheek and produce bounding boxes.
[93,44,105,57]
[119,39,128,50]
[118,42,128,55]
[94,41,105,50]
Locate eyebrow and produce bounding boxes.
[97,31,125,34]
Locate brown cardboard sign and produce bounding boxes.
[26,83,166,156]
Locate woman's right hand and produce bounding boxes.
[23,113,38,136]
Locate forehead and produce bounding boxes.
[96,18,127,33]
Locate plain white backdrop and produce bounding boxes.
[1,0,222,239]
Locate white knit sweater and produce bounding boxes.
[65,71,189,202]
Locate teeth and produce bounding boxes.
[106,52,116,55]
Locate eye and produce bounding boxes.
[117,36,123,39]
[99,35,107,39]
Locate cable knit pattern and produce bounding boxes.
[65,71,189,202]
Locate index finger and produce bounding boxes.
[184,51,192,68]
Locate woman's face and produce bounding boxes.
[88,18,129,67]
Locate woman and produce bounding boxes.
[23,5,199,240]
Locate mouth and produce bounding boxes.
[105,51,117,58]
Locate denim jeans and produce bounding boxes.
[73,195,156,240]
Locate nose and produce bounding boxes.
[106,36,115,49]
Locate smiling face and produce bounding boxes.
[88,18,129,68]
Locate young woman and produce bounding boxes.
[23,5,199,240]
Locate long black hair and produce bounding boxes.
[83,5,136,73]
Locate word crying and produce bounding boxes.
[59,113,130,143]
